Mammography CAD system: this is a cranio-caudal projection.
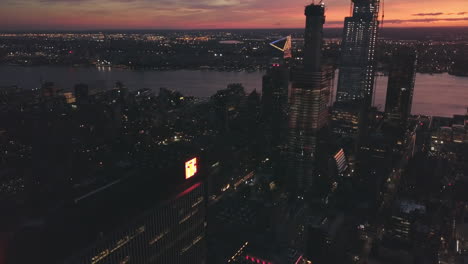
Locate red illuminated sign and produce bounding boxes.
[245,255,272,264]
[185,158,198,179]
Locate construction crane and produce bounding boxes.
[380,0,385,29]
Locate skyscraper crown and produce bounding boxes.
[305,4,325,16]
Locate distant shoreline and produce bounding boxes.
[3,64,468,78]
[1,63,267,73]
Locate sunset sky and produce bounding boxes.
[1,0,468,30]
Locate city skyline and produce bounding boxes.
[1,0,468,30]
[1,0,468,263]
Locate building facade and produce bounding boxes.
[385,47,417,124]
[331,101,360,136]
[262,58,290,146]
[336,0,380,106]
[287,4,333,191]
[66,182,207,264]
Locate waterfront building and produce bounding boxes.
[336,0,380,107]
[385,47,417,125]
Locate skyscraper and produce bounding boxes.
[385,47,417,124]
[336,0,380,106]
[7,152,207,264]
[288,3,333,192]
[67,183,206,264]
[262,58,289,146]
[74,83,90,104]
[67,181,207,264]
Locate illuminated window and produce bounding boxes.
[185,158,198,179]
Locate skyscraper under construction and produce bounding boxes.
[287,3,333,192]
[336,0,380,106]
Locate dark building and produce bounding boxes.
[306,212,344,264]
[262,58,289,146]
[74,83,90,104]
[67,181,206,264]
[287,3,333,192]
[336,0,380,106]
[211,84,246,134]
[231,243,303,264]
[385,47,417,124]
[6,151,207,264]
[357,132,393,199]
[245,90,261,134]
[303,4,325,72]
[380,200,426,262]
[41,81,59,98]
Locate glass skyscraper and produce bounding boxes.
[336,0,380,106]
[288,4,333,192]
[66,182,207,264]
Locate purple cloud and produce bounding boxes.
[412,12,444,16]
[386,17,468,24]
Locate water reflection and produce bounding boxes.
[0,65,466,117]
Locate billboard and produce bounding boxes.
[185,158,198,179]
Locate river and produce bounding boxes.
[0,65,467,117]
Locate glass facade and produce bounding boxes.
[66,183,206,264]
[331,101,360,136]
[287,4,332,191]
[288,68,333,189]
[336,0,380,106]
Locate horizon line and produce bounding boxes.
[1,26,468,33]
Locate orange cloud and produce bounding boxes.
[0,0,467,30]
